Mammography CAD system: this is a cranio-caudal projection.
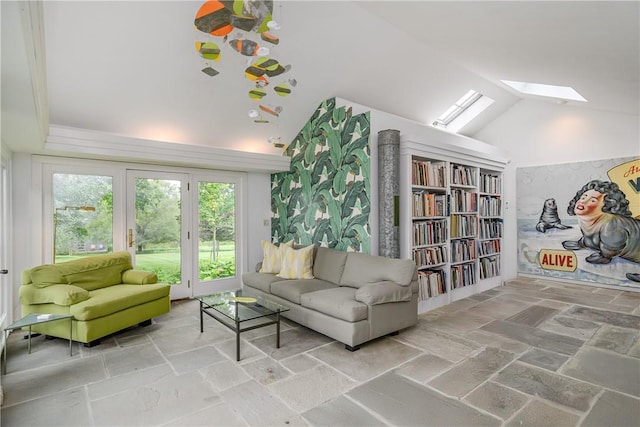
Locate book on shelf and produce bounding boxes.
[480,173,502,194]
[451,164,476,186]
[412,192,447,217]
[417,269,446,300]
[478,239,501,256]
[479,195,502,216]
[412,159,446,187]
[479,255,500,279]
[413,219,447,246]
[413,245,448,267]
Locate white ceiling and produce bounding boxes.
[2,1,638,157]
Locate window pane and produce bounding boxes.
[198,182,236,281]
[53,174,113,263]
[133,178,182,285]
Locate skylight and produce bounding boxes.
[501,80,587,102]
[432,90,494,133]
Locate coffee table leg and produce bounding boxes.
[69,317,73,357]
[276,312,281,348]
[28,326,32,354]
[199,301,204,333]
[236,319,241,361]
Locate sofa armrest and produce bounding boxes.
[355,281,413,305]
[19,284,90,306]
[122,270,158,285]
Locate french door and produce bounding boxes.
[192,173,241,296]
[47,160,244,300]
[126,171,190,300]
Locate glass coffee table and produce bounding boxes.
[197,290,290,361]
[3,313,73,374]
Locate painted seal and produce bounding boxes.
[535,198,571,233]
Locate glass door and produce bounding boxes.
[52,173,113,264]
[126,171,190,299]
[193,175,241,295]
[0,161,9,329]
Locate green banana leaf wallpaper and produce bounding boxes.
[271,98,371,252]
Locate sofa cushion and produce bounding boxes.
[341,253,416,288]
[70,283,170,321]
[277,245,315,279]
[242,272,284,293]
[259,240,293,274]
[122,270,158,285]
[355,281,413,305]
[300,287,367,322]
[271,279,337,304]
[20,284,90,306]
[54,251,134,291]
[30,264,67,287]
[313,247,348,285]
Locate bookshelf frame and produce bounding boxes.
[400,140,507,314]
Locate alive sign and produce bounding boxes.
[539,249,577,272]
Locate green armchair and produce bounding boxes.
[19,251,171,346]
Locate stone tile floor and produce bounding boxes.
[1,276,639,426]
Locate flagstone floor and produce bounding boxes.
[1,276,639,426]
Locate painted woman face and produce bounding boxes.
[574,189,605,216]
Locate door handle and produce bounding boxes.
[128,229,134,248]
[0,269,7,274]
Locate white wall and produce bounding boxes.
[474,99,640,279]
[246,173,272,271]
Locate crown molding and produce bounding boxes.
[45,125,291,173]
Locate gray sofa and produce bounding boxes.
[242,246,418,350]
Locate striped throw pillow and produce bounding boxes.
[259,240,293,274]
[277,245,315,279]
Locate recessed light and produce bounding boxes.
[501,80,587,102]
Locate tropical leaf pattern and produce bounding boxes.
[271,98,371,252]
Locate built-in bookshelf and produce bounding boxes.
[400,141,506,314]
[478,169,503,280]
[411,158,449,304]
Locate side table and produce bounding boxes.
[3,313,73,374]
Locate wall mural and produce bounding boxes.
[517,156,640,288]
[271,98,371,252]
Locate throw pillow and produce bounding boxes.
[259,240,293,274]
[277,245,315,279]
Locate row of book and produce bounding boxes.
[451,239,477,263]
[451,263,477,289]
[417,269,446,300]
[479,195,502,217]
[413,245,448,267]
[412,191,447,217]
[417,256,500,300]
[413,239,500,258]
[479,173,502,194]
[451,164,476,186]
[413,220,448,246]
[479,255,501,279]
[478,239,501,256]
[479,218,503,239]
[450,189,477,213]
[412,160,446,187]
[451,214,477,238]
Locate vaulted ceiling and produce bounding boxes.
[2,1,638,157]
